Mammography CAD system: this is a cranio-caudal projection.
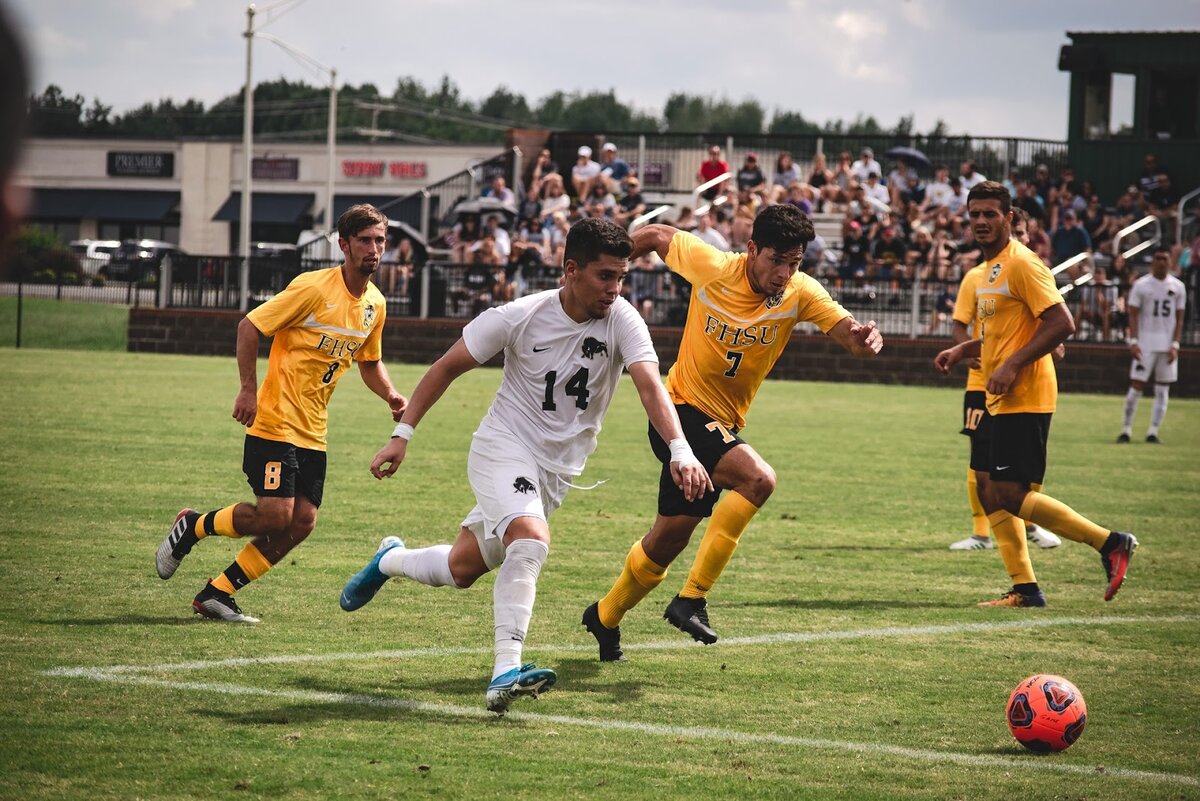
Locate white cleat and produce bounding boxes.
[949,535,993,550]
[1026,524,1062,549]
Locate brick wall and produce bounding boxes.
[128,308,1199,397]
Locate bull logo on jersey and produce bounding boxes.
[581,337,608,359]
[362,304,376,329]
[988,264,1002,283]
[513,476,536,494]
[764,291,784,309]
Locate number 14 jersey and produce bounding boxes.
[463,289,658,476]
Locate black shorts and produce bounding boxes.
[649,404,744,518]
[988,413,1051,487]
[962,391,993,473]
[243,434,327,507]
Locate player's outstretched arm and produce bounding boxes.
[370,338,480,480]
[627,361,713,502]
[630,224,677,261]
[358,360,408,421]
[232,316,261,427]
[934,337,982,375]
[827,316,883,357]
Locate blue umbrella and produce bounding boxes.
[885,146,932,169]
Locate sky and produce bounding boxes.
[9,0,1200,141]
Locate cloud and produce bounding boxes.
[832,10,886,42]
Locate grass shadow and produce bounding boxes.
[33,614,209,626]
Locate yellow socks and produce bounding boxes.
[597,540,668,628]
[211,542,273,595]
[679,491,759,600]
[988,510,1036,585]
[967,469,988,537]
[1019,492,1109,550]
[195,504,242,540]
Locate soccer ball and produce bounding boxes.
[1006,674,1087,753]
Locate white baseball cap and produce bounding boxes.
[577,145,592,157]
[602,143,617,152]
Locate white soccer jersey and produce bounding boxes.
[462,289,658,476]
[1129,273,1186,352]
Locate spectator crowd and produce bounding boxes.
[380,138,1198,341]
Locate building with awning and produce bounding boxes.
[14,138,499,254]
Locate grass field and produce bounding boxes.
[0,297,128,351]
[1,347,1197,801]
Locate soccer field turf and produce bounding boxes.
[1,348,1197,800]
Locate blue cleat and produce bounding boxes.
[339,536,404,611]
[485,662,557,715]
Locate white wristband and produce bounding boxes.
[1172,341,1180,350]
[668,437,697,465]
[391,422,414,440]
[1128,338,1138,346]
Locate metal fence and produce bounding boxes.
[5,256,1198,347]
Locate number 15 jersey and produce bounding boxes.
[664,231,849,429]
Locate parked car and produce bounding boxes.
[68,239,120,275]
[102,239,184,282]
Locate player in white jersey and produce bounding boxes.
[1118,247,1186,443]
[338,218,712,715]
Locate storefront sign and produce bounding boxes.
[252,157,300,181]
[107,151,174,178]
[342,160,427,179]
[641,162,671,187]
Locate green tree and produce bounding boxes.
[27,85,85,136]
[768,110,821,135]
[479,86,533,126]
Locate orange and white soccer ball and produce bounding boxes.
[1006,674,1087,753]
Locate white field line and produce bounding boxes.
[48,669,1200,789]
[45,614,1200,678]
[43,615,1200,788]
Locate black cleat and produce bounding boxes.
[192,580,260,624]
[663,594,718,644]
[1101,531,1138,601]
[581,602,626,662]
[157,508,200,580]
[1145,434,1161,444]
[1115,433,1131,443]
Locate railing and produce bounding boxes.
[1178,186,1200,247]
[1113,215,1161,261]
[6,257,1197,346]
[629,205,672,232]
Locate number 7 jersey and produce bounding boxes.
[664,231,849,429]
[462,289,658,476]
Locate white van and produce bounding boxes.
[68,239,121,275]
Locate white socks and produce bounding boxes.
[1121,387,1140,435]
[1149,384,1170,435]
[380,543,457,587]
[492,538,550,679]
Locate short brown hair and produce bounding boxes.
[337,204,387,239]
[966,180,1011,214]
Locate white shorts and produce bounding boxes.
[1130,351,1178,384]
[460,424,571,570]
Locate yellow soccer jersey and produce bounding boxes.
[952,265,986,392]
[974,239,1063,415]
[246,266,386,450]
[664,230,849,429]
